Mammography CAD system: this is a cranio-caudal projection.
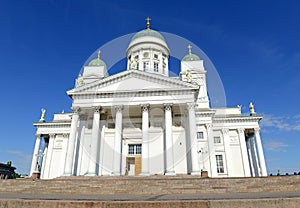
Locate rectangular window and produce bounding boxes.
[216,155,224,173]
[128,144,142,155]
[197,132,204,139]
[214,136,221,143]
[128,145,135,155]
[143,62,149,71]
[154,54,158,59]
[154,62,159,72]
[136,144,142,154]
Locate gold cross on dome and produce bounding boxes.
[97,50,101,60]
[145,17,151,28]
[187,44,192,55]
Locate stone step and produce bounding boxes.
[0,175,299,195]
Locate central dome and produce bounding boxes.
[126,27,170,59]
[131,28,166,42]
[126,18,170,76]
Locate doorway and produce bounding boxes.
[126,156,141,176]
[127,158,135,176]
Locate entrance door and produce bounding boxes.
[127,158,135,176]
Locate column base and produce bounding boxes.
[201,170,209,178]
[165,171,176,176]
[62,173,73,176]
[190,171,201,175]
[31,172,40,179]
[139,172,150,176]
[85,173,97,176]
[111,172,121,176]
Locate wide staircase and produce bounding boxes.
[0,175,300,207]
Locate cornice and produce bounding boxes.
[33,122,71,128]
[213,115,263,123]
[71,88,196,100]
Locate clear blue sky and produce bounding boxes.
[0,0,299,175]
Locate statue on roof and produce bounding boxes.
[186,70,192,83]
[39,108,46,122]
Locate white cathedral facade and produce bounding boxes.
[30,20,267,179]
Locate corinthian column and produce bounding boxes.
[238,128,251,177]
[249,135,259,176]
[87,106,101,176]
[164,104,175,175]
[63,107,80,176]
[255,128,267,176]
[187,103,200,175]
[141,104,150,175]
[112,105,123,175]
[30,134,41,176]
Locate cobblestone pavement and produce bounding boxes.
[0,191,299,201]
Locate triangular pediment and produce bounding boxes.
[68,70,198,95]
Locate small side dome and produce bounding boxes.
[182,44,200,61]
[88,58,107,68]
[182,53,201,61]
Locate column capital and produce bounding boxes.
[238,128,245,134]
[63,133,69,138]
[141,104,150,112]
[187,102,196,110]
[35,134,42,139]
[71,106,80,113]
[94,106,102,113]
[205,123,212,130]
[254,127,260,133]
[164,103,172,111]
[222,128,229,135]
[114,105,123,112]
[48,133,56,138]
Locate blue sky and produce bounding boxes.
[0,0,299,175]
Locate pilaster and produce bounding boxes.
[222,128,232,176]
[206,123,217,177]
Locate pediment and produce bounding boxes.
[68,70,198,95]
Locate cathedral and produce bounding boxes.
[30,19,267,179]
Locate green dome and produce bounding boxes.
[131,28,165,41]
[88,58,107,67]
[182,53,201,61]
